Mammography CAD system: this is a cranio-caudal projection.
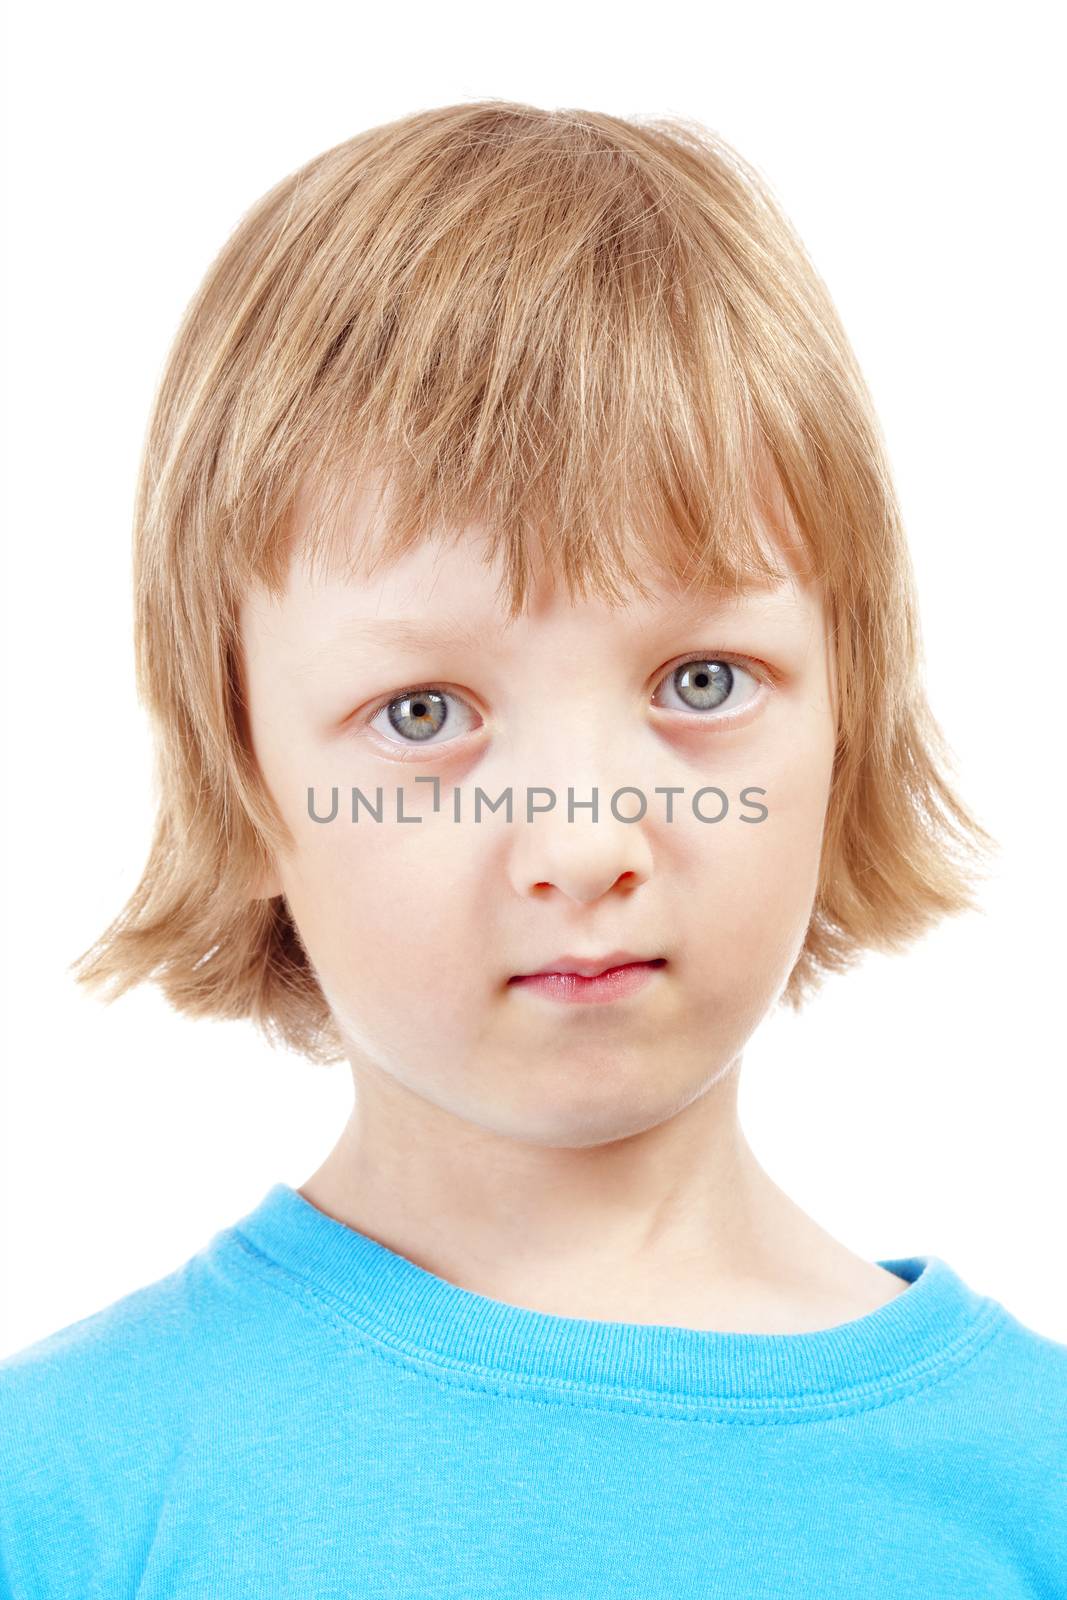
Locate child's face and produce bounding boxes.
[240,484,836,1145]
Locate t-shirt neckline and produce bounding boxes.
[228,1181,1004,1412]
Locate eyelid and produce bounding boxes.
[362,682,482,757]
[365,681,482,729]
[357,647,777,749]
[658,648,772,682]
[372,651,776,710]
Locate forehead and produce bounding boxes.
[265,530,808,649]
[245,466,822,648]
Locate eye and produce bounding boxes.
[368,685,480,747]
[652,656,761,717]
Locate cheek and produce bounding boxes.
[293,821,508,1092]
[278,809,485,1020]
[679,730,834,996]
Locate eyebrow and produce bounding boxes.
[302,581,793,672]
[304,614,502,667]
[294,614,508,679]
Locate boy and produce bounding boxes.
[1,100,1064,1597]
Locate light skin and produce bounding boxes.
[239,478,908,1334]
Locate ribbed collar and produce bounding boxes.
[228,1182,1005,1412]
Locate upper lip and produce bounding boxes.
[515,951,662,979]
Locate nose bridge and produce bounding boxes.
[513,692,646,824]
[525,660,642,775]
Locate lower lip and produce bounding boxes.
[508,960,666,1005]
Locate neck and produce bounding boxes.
[298,1055,906,1334]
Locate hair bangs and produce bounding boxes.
[217,102,826,627]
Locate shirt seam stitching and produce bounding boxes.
[222,1231,1011,1426]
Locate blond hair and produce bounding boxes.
[71,98,996,1064]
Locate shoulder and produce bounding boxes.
[0,1249,230,1476]
[978,1306,1067,1444]
[0,1226,286,1599]
[0,1212,314,1451]
[0,1239,237,1422]
[946,1300,1067,1567]
[976,1303,1067,1407]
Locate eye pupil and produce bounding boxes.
[673,659,733,711]
[376,656,749,748]
[387,690,448,741]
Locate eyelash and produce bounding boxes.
[362,650,771,754]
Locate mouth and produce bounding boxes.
[507,957,667,1006]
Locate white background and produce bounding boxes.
[2,1,1064,1356]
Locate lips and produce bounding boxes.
[511,952,666,980]
[507,958,667,1005]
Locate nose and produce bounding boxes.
[505,781,655,904]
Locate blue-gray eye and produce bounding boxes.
[371,688,478,745]
[654,658,759,715]
[370,656,759,748]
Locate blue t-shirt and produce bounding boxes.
[1,1182,1065,1598]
